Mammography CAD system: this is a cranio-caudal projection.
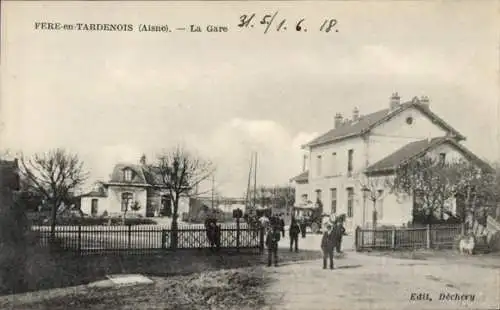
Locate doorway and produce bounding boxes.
[91,199,98,216]
[161,195,172,217]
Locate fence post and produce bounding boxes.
[236,218,240,252]
[161,229,167,249]
[128,224,132,249]
[391,228,396,250]
[78,225,82,255]
[259,226,265,254]
[426,224,431,249]
[354,226,359,251]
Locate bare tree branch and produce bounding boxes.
[18,149,88,238]
[388,155,495,224]
[145,145,215,249]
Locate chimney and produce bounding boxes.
[140,154,147,165]
[420,95,430,108]
[390,92,400,110]
[352,107,359,121]
[334,113,343,128]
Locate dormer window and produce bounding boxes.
[124,169,133,181]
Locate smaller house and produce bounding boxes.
[81,163,189,218]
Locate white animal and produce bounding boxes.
[459,235,475,255]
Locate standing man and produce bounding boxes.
[321,223,337,269]
[265,224,281,267]
[335,221,347,254]
[279,215,285,238]
[298,213,307,238]
[289,216,300,252]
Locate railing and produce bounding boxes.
[355,224,462,251]
[32,223,264,255]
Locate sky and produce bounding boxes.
[1,1,499,197]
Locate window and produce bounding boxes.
[315,189,322,202]
[331,152,337,175]
[439,153,446,166]
[121,192,133,212]
[347,149,354,175]
[124,169,133,181]
[316,155,322,176]
[301,194,308,203]
[406,116,414,125]
[330,188,337,214]
[377,190,384,220]
[347,187,354,218]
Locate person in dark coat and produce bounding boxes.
[265,225,281,267]
[205,218,221,252]
[289,216,300,252]
[298,214,307,238]
[279,215,285,237]
[321,223,337,269]
[335,221,347,254]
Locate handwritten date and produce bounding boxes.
[238,12,338,34]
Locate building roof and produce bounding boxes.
[109,163,149,185]
[291,138,492,183]
[365,137,493,175]
[105,163,188,188]
[142,166,164,185]
[80,190,108,198]
[290,171,309,183]
[303,100,466,148]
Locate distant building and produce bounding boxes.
[80,163,189,217]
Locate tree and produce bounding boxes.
[272,185,295,210]
[121,200,142,224]
[452,159,496,225]
[146,146,214,249]
[358,175,392,228]
[19,149,88,240]
[390,155,460,224]
[131,201,141,212]
[245,185,295,213]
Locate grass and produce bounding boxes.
[0,267,271,310]
[0,242,322,296]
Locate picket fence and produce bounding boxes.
[32,223,264,255]
[355,224,463,251]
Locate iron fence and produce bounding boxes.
[355,224,462,251]
[32,223,264,255]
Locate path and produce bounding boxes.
[267,234,499,310]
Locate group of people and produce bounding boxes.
[204,217,221,252]
[320,221,346,269]
[264,215,347,269]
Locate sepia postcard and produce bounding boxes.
[0,0,499,309]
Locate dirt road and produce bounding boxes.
[267,234,499,310]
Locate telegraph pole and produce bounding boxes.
[253,152,257,209]
[211,173,215,209]
[246,153,253,210]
